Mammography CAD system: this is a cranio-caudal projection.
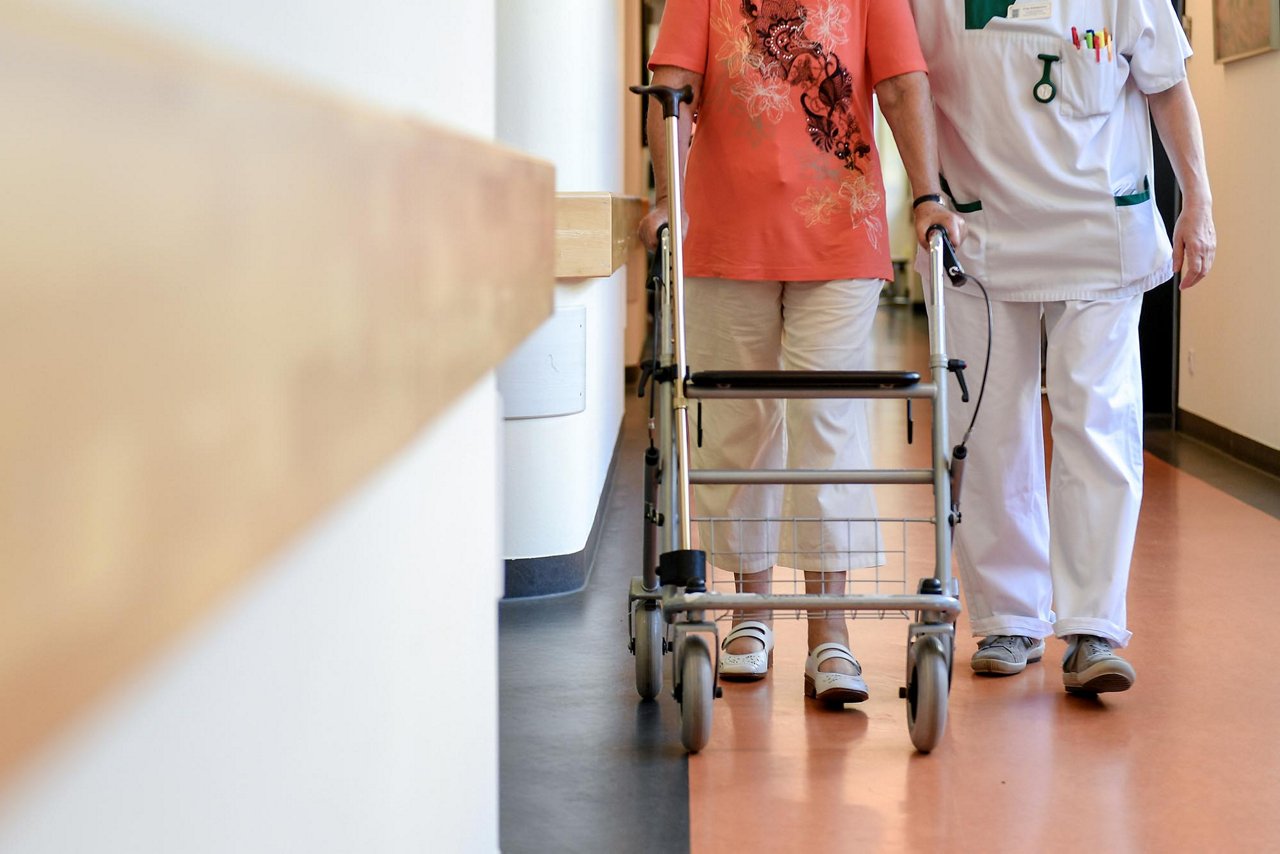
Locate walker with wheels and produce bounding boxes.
[627,83,977,754]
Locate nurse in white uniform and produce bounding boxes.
[906,0,1216,693]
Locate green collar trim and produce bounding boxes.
[965,0,1014,30]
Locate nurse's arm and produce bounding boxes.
[637,65,703,252]
[874,70,966,248]
[1148,79,1216,289]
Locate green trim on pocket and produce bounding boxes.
[965,0,1014,29]
[940,175,983,213]
[1115,177,1151,207]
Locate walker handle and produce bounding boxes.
[630,84,694,119]
[927,224,966,286]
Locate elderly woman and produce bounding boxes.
[639,0,962,703]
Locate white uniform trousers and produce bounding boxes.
[942,287,1144,646]
[684,276,883,574]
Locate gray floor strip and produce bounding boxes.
[499,400,690,854]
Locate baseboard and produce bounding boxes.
[1177,408,1280,479]
[503,425,623,599]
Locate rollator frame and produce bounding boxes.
[627,83,967,754]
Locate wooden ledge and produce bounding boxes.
[0,4,553,785]
[555,192,648,279]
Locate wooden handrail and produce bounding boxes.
[0,4,554,785]
[555,192,648,279]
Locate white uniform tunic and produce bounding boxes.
[909,0,1192,646]
[912,0,1191,300]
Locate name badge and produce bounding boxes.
[1009,2,1052,20]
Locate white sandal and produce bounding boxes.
[718,620,774,681]
[805,642,869,704]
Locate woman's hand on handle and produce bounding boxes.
[639,205,689,252]
[637,65,702,253]
[638,206,667,252]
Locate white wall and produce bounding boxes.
[0,2,506,851]
[1180,0,1280,451]
[502,273,627,558]
[0,378,504,854]
[71,0,495,138]
[496,0,628,562]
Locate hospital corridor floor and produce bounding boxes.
[498,306,1280,854]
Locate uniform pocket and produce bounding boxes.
[1114,179,1167,284]
[1059,44,1129,118]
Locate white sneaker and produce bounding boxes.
[718,620,773,681]
[971,635,1046,676]
[1062,635,1135,694]
[804,642,869,705]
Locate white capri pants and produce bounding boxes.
[684,276,884,574]
[941,287,1144,647]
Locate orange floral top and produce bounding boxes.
[649,0,926,281]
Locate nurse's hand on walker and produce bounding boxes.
[872,70,966,249]
[912,201,966,250]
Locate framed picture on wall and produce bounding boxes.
[1213,0,1280,63]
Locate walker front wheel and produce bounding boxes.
[906,636,949,753]
[679,636,713,753]
[633,603,664,700]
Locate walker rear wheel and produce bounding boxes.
[906,636,949,753]
[633,603,663,700]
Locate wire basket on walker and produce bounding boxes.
[627,83,975,754]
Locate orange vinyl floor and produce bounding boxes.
[499,306,1280,854]
[688,309,1280,854]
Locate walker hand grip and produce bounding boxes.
[927,224,966,286]
[630,84,694,119]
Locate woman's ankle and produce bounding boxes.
[725,617,772,655]
[807,620,855,674]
